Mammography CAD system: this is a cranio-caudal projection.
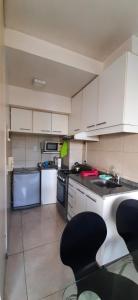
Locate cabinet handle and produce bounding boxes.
[86,125,95,129]
[96,122,106,126]
[41,130,50,132]
[77,188,84,194]
[68,193,73,198]
[20,128,30,131]
[86,194,96,202]
[53,130,62,133]
[74,129,80,132]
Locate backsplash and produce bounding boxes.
[11,133,61,168]
[87,133,138,182]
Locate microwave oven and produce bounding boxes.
[40,141,60,153]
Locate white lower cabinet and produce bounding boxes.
[75,188,86,214]
[68,181,76,220]
[68,179,101,219]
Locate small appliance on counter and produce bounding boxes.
[71,162,92,174]
[40,141,60,153]
[37,160,56,169]
[54,156,62,169]
[80,169,99,177]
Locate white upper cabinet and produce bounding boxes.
[94,52,138,134]
[52,113,68,135]
[11,108,68,135]
[124,52,138,125]
[11,108,32,133]
[69,90,83,135]
[82,78,98,131]
[97,54,126,129]
[33,111,51,134]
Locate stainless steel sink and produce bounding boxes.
[91,179,122,188]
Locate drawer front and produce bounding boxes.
[85,190,102,216]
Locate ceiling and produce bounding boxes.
[6,47,95,97]
[5,0,138,61]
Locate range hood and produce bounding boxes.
[63,132,99,141]
[74,132,99,141]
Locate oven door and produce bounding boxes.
[57,178,66,207]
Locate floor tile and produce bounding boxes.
[4,253,27,300]
[24,242,74,300]
[22,205,53,223]
[57,215,66,233]
[8,211,23,255]
[22,213,62,250]
[48,205,67,232]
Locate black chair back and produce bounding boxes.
[60,211,107,278]
[116,199,138,252]
[116,199,138,271]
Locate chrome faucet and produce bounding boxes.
[114,173,120,184]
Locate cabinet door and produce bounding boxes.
[68,184,76,219]
[11,108,32,132]
[82,79,98,131]
[85,195,98,214]
[98,54,126,129]
[33,111,51,134]
[75,188,86,214]
[52,113,68,135]
[69,90,83,135]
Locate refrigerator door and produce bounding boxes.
[41,169,57,204]
[13,171,40,208]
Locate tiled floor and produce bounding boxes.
[5,205,74,300]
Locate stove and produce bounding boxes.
[57,168,71,220]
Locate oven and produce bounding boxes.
[57,172,69,219]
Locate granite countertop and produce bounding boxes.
[69,173,138,197]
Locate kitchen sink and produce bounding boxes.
[92,179,122,188]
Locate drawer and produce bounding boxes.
[85,191,102,216]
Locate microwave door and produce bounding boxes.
[46,143,58,151]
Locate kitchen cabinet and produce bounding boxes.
[91,52,138,134]
[75,187,86,213]
[69,90,83,135]
[33,111,51,134]
[11,107,32,133]
[68,178,101,219]
[11,107,68,135]
[68,181,76,220]
[97,53,126,129]
[82,78,98,131]
[52,113,68,135]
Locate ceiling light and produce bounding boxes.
[32,78,46,88]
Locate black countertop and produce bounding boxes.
[69,174,138,197]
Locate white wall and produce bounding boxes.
[0,1,7,298]
[87,133,138,183]
[8,85,71,114]
[11,133,61,168]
